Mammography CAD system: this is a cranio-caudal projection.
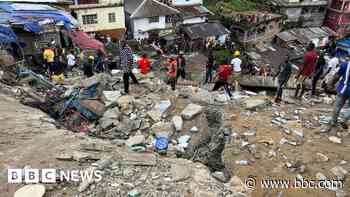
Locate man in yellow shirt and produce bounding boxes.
[43,46,55,76]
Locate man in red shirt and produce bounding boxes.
[295,42,318,99]
[137,54,151,75]
[212,60,233,98]
[167,57,178,91]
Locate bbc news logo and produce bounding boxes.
[8,168,103,183]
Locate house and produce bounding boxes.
[69,0,125,40]
[324,0,350,38]
[125,0,180,40]
[270,0,328,28]
[229,12,284,47]
[159,0,211,25]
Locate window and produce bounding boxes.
[319,7,325,13]
[82,14,98,25]
[108,13,116,23]
[149,16,159,23]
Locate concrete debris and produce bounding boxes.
[315,153,329,162]
[328,136,342,144]
[190,126,199,133]
[330,166,348,180]
[316,172,327,180]
[14,184,46,197]
[181,103,203,120]
[172,115,183,131]
[244,98,271,111]
[150,121,173,138]
[125,135,146,148]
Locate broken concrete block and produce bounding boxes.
[14,184,46,197]
[329,136,342,144]
[172,116,183,131]
[181,103,203,120]
[80,99,106,116]
[103,91,121,106]
[244,98,271,110]
[150,121,173,138]
[330,166,348,180]
[103,108,121,120]
[190,126,199,133]
[125,135,145,147]
[316,153,329,162]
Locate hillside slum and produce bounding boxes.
[1,1,350,197]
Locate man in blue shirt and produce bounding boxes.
[327,61,350,131]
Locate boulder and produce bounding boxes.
[172,116,183,131]
[14,184,45,197]
[117,95,134,115]
[329,136,342,144]
[103,108,121,120]
[181,103,203,120]
[103,91,121,106]
[99,117,115,130]
[125,135,145,147]
[150,121,173,138]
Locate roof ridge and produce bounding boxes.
[130,0,179,19]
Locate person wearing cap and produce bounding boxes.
[295,42,318,99]
[176,51,186,80]
[120,41,138,94]
[212,59,233,98]
[230,50,242,91]
[274,55,293,103]
[167,57,178,91]
[137,54,151,75]
[83,56,95,78]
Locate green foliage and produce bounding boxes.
[204,0,258,13]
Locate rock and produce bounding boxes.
[103,91,121,106]
[329,136,342,144]
[172,116,183,131]
[147,110,162,122]
[147,100,172,122]
[211,171,229,183]
[80,99,106,117]
[150,121,173,138]
[181,103,203,120]
[103,108,121,120]
[190,126,199,133]
[56,152,73,161]
[336,190,347,197]
[117,95,134,115]
[171,163,191,181]
[316,172,327,180]
[14,184,46,197]
[99,117,115,130]
[125,135,145,147]
[111,139,125,146]
[194,190,219,197]
[215,94,229,103]
[316,153,329,162]
[227,176,248,193]
[244,98,271,110]
[330,166,348,180]
[120,153,157,166]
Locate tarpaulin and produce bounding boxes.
[0,24,17,45]
[0,3,78,33]
[63,30,107,56]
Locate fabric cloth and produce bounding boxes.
[120,47,133,73]
[52,73,65,85]
[324,57,339,83]
[137,57,151,75]
[301,50,318,77]
[231,58,242,72]
[67,53,76,67]
[43,49,54,63]
[331,94,350,125]
[217,64,232,81]
[337,62,350,97]
[276,80,288,101]
[167,60,178,78]
[83,62,94,78]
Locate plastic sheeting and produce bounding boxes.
[63,30,107,56]
[0,24,17,45]
[0,3,77,33]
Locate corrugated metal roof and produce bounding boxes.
[0,0,72,4]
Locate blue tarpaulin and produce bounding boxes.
[0,24,17,45]
[337,38,350,57]
[0,2,77,33]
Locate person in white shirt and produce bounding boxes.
[66,50,76,71]
[324,53,339,84]
[230,50,242,91]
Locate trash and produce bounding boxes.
[181,103,203,120]
[128,189,141,197]
[328,136,342,144]
[280,138,297,146]
[190,126,199,133]
[178,135,191,148]
[14,184,46,197]
[235,160,251,166]
[243,128,256,136]
[155,137,169,154]
[172,115,183,131]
